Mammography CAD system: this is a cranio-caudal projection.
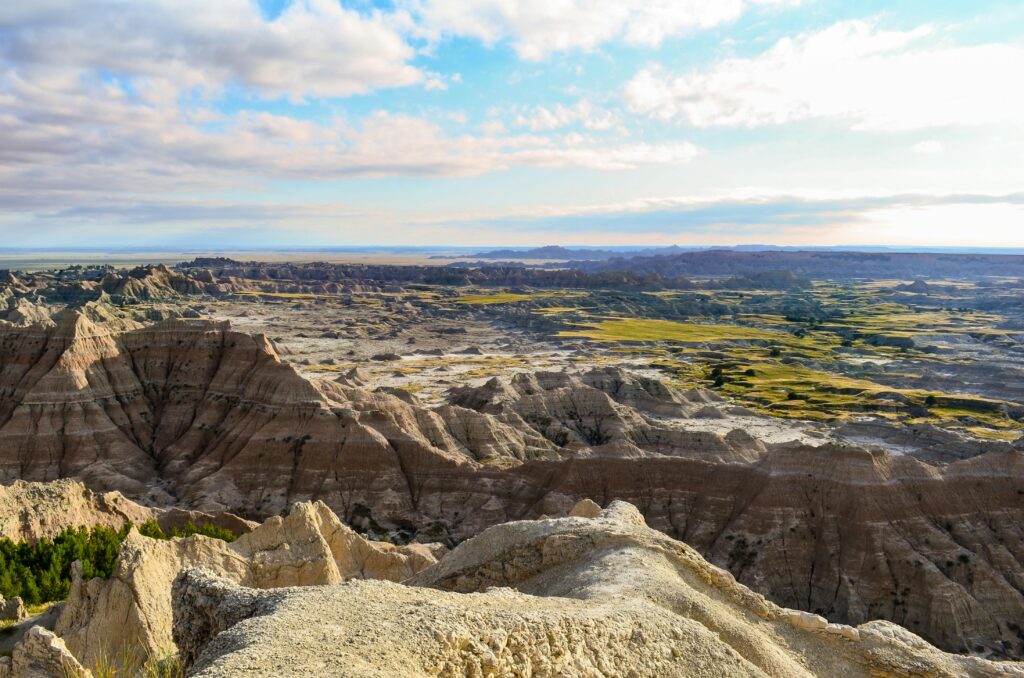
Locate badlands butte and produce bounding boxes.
[0,249,1022,676]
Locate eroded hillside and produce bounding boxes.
[0,306,1020,658]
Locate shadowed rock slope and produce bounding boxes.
[173,501,1024,678]
[0,316,1021,656]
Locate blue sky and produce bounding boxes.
[0,0,1022,248]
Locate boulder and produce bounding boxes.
[0,627,92,678]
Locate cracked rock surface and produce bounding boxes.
[173,501,1024,678]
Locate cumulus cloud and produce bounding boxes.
[0,67,703,218]
[624,20,1024,131]
[404,0,755,60]
[0,0,710,217]
[0,0,422,99]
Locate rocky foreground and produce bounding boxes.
[172,500,1020,677]
[0,481,445,676]
[1,488,1020,677]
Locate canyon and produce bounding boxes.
[0,255,1021,674]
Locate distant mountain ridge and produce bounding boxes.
[441,245,687,260]
[566,248,1024,279]
[439,244,1024,263]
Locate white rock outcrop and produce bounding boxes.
[55,500,442,667]
[172,501,1024,678]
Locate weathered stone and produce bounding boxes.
[0,314,1020,657]
[567,498,601,518]
[0,597,26,623]
[0,627,92,678]
[173,502,1024,678]
[54,501,439,667]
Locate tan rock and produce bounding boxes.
[0,627,92,678]
[0,479,253,544]
[55,501,439,667]
[0,316,1021,657]
[172,502,1024,678]
[0,479,154,543]
[0,597,26,622]
[567,498,601,518]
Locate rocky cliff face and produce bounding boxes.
[0,627,92,678]
[172,501,1024,678]
[512,447,1024,658]
[0,316,1021,657]
[54,500,441,667]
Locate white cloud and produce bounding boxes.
[834,202,1024,248]
[514,99,618,131]
[479,121,507,135]
[405,0,748,60]
[624,19,1024,131]
[13,190,1022,249]
[0,0,422,100]
[511,140,703,170]
[0,65,703,217]
[0,0,711,218]
[912,140,944,154]
[422,70,462,91]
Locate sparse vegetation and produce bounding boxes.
[137,520,237,543]
[89,648,184,678]
[559,318,780,343]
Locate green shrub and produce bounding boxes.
[137,519,167,540]
[0,524,129,606]
[138,519,235,542]
[168,522,237,543]
[0,520,236,607]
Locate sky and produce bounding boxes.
[0,0,1022,249]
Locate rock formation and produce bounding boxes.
[96,264,210,303]
[0,597,26,622]
[0,479,153,542]
[172,501,1024,677]
[0,316,1021,656]
[0,298,53,329]
[54,500,441,666]
[0,626,93,678]
[0,479,253,543]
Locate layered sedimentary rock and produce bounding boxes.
[173,502,1024,678]
[514,447,1024,658]
[0,316,1022,656]
[98,264,209,303]
[448,368,763,461]
[55,501,441,666]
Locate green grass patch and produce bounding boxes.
[455,292,533,305]
[235,291,326,300]
[559,318,781,343]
